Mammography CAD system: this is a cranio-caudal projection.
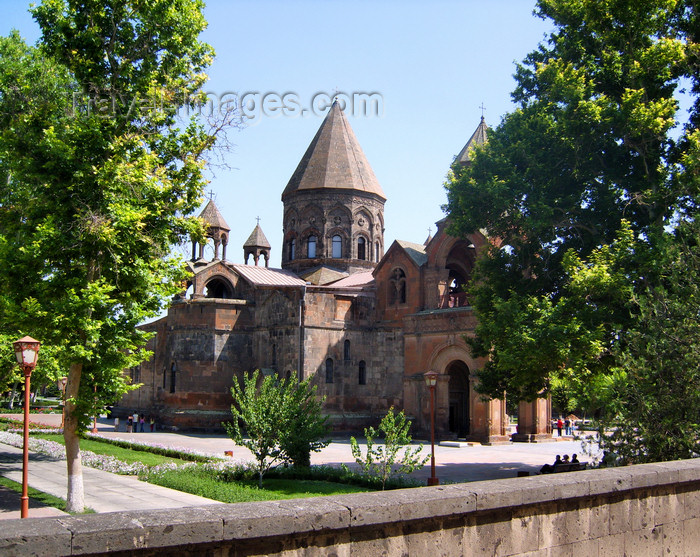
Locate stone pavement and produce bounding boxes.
[0,413,600,519]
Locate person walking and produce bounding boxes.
[139,415,145,432]
[556,418,563,437]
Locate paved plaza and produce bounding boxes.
[0,413,600,519]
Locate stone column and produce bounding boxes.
[512,397,552,442]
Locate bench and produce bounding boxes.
[544,462,587,473]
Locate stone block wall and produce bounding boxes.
[3,459,700,556]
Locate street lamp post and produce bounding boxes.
[13,336,40,519]
[424,370,439,486]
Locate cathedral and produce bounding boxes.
[116,101,551,444]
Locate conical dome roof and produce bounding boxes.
[244,223,271,249]
[282,101,386,200]
[199,199,230,231]
[456,116,488,165]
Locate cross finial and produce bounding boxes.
[256,216,261,226]
[428,227,432,236]
[479,102,486,119]
[207,189,215,200]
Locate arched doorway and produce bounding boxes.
[447,360,470,437]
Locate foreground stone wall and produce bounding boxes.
[4,460,699,556]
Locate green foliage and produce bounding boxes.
[145,465,369,503]
[0,475,94,514]
[444,0,700,452]
[0,0,222,434]
[225,370,330,487]
[345,407,428,490]
[595,222,700,463]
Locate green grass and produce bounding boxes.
[0,475,94,514]
[147,466,369,503]
[31,434,188,467]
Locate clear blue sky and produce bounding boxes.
[4,0,553,267]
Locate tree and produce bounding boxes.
[0,0,221,511]
[596,222,700,463]
[225,370,330,488]
[346,407,428,490]
[445,0,699,413]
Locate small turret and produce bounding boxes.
[192,199,230,263]
[244,220,272,267]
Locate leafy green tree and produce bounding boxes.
[0,0,221,511]
[225,370,330,487]
[596,223,700,463]
[444,0,700,417]
[277,374,331,468]
[345,407,428,490]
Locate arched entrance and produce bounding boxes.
[447,360,470,437]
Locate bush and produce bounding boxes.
[225,370,330,487]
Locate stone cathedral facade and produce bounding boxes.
[116,103,551,443]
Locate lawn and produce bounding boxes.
[147,466,369,502]
[0,475,94,514]
[27,433,371,502]
[31,434,188,467]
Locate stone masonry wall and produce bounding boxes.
[3,459,700,556]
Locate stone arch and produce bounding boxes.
[300,227,322,259]
[300,204,324,229]
[388,266,407,305]
[326,227,348,258]
[434,237,476,308]
[283,208,300,233]
[328,204,352,230]
[203,275,235,299]
[353,208,373,234]
[426,343,478,439]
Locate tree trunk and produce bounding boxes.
[8,381,17,409]
[64,361,84,513]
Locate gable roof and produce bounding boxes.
[281,100,386,201]
[231,264,306,287]
[456,116,488,165]
[396,240,428,267]
[327,270,375,288]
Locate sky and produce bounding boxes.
[3,0,554,267]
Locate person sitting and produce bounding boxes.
[540,454,562,474]
[562,454,570,463]
[571,454,579,464]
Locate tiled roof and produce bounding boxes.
[282,100,386,201]
[397,240,428,267]
[456,116,488,165]
[232,264,306,287]
[327,270,375,288]
[243,224,271,249]
[199,199,230,231]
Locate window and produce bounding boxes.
[358,361,367,385]
[325,358,334,383]
[308,235,317,258]
[375,241,380,262]
[170,362,176,393]
[357,237,366,260]
[389,268,407,305]
[344,339,351,361]
[332,235,342,258]
[289,239,295,260]
[272,344,277,367]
